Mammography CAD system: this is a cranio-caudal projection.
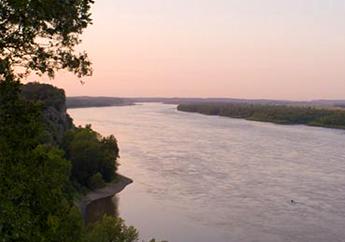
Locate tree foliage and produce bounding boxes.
[0,0,94,235]
[0,0,94,80]
[86,215,139,242]
[63,125,119,189]
[178,103,345,129]
[0,80,83,242]
[86,215,167,242]
[22,82,67,111]
[87,172,106,190]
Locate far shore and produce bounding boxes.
[67,103,136,109]
[79,174,133,221]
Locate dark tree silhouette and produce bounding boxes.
[0,0,94,81]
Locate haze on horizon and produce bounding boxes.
[34,0,345,100]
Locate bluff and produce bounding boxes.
[21,82,73,144]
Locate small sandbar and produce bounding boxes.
[79,174,133,220]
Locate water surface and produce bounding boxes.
[70,103,345,242]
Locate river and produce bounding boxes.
[69,103,345,242]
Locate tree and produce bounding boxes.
[85,215,168,242]
[0,0,94,80]
[0,80,84,242]
[0,2,94,238]
[86,215,139,242]
[63,125,104,187]
[62,125,119,188]
[100,135,119,182]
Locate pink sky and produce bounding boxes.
[32,0,345,100]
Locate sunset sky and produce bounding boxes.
[36,0,345,100]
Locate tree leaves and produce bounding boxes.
[0,80,83,242]
[63,125,120,188]
[0,0,94,80]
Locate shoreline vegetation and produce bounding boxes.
[79,174,133,222]
[1,0,165,239]
[177,103,345,130]
[67,96,345,109]
[1,81,156,241]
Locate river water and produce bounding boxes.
[69,103,345,242]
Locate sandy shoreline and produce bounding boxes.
[79,174,133,220]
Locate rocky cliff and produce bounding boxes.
[21,82,73,144]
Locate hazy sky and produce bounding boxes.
[37,0,345,100]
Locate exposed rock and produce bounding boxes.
[21,82,73,144]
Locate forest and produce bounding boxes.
[177,103,345,129]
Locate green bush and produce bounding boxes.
[87,173,106,190]
[62,125,119,189]
[86,215,139,242]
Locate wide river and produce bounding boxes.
[69,103,345,242]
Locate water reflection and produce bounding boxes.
[86,195,119,224]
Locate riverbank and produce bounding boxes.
[79,174,133,221]
[66,96,135,109]
[177,103,345,130]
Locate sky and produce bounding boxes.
[35,0,345,100]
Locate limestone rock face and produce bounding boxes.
[21,82,73,144]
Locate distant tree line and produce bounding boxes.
[67,97,134,109]
[177,103,345,129]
